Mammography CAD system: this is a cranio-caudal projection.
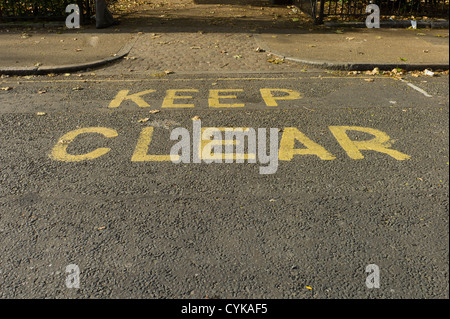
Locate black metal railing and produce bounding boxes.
[295,0,449,23]
[0,0,95,22]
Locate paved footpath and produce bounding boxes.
[0,0,448,75]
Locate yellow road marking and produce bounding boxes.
[50,126,411,162]
[260,89,302,107]
[108,89,155,108]
[278,127,336,161]
[200,127,256,161]
[2,76,392,84]
[49,127,118,162]
[329,126,411,160]
[208,89,245,108]
[131,127,176,162]
[161,89,198,108]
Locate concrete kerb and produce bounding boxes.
[254,34,450,72]
[324,20,449,29]
[0,33,140,76]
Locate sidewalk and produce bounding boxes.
[0,25,138,75]
[257,28,449,71]
[0,0,448,75]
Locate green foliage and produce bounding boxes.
[0,0,94,19]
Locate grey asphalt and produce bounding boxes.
[0,71,448,299]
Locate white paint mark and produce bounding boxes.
[400,79,433,98]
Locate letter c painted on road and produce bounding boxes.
[49,127,118,162]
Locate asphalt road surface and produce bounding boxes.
[0,71,448,299]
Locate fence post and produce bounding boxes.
[316,0,325,24]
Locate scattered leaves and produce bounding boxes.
[267,57,285,64]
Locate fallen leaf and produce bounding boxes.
[138,118,149,123]
[367,67,380,75]
[36,112,46,116]
[97,226,106,230]
[38,90,47,94]
[365,78,374,82]
[192,116,201,121]
[399,57,407,61]
[233,55,242,59]
[149,110,160,114]
[1,87,12,91]
[72,86,83,91]
[334,30,344,34]
[267,58,284,64]
[164,70,174,75]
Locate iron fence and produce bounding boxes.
[295,0,449,23]
[0,0,95,21]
